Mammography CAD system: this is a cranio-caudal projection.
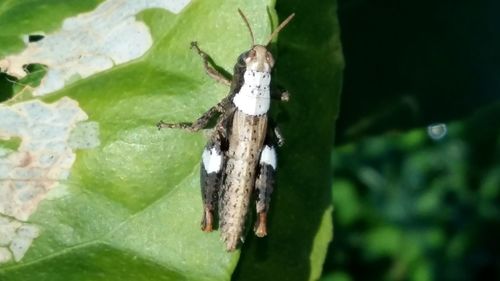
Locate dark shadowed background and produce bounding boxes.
[321,0,500,280]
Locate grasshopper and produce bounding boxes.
[157,10,294,251]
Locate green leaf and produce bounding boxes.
[0,0,343,280]
[0,0,103,57]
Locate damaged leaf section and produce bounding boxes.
[0,97,97,263]
[0,215,39,263]
[0,0,191,96]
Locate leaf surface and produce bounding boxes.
[0,1,275,280]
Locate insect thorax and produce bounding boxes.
[232,70,271,116]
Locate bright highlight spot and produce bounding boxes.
[427,123,447,140]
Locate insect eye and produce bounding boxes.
[248,50,256,58]
[265,53,275,67]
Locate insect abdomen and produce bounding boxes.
[219,110,267,251]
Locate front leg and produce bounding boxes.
[268,119,285,147]
[157,106,218,132]
[157,98,231,131]
[271,87,290,102]
[200,130,226,232]
[191,41,231,86]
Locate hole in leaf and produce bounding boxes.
[12,64,48,94]
[0,136,22,152]
[0,72,16,102]
[1,64,48,102]
[28,34,45,43]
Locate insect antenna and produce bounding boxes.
[265,13,295,46]
[238,9,255,46]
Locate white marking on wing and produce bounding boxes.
[202,147,222,174]
[260,145,277,169]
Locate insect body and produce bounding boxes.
[157,10,294,251]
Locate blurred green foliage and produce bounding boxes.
[325,109,500,280]
[321,0,500,280]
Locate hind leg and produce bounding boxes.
[200,129,226,231]
[254,139,278,237]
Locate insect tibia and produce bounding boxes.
[190,41,231,86]
[201,207,214,232]
[200,136,225,233]
[254,212,268,237]
[157,120,197,131]
[254,145,277,237]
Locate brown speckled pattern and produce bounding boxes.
[219,110,267,251]
[255,162,275,214]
